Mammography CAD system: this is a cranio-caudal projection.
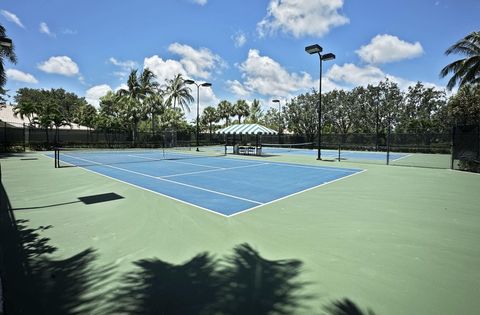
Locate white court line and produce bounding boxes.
[127,154,222,169]
[128,152,356,173]
[56,153,365,217]
[62,153,263,205]
[162,163,271,178]
[228,169,368,217]
[390,154,413,162]
[51,154,232,217]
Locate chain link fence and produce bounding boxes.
[4,121,479,171]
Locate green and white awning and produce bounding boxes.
[215,123,278,135]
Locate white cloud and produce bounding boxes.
[326,63,443,91]
[233,32,247,48]
[38,56,79,76]
[109,57,139,79]
[227,80,251,97]
[62,28,77,35]
[356,34,424,64]
[1,10,25,28]
[192,0,208,5]
[237,49,314,97]
[327,63,386,87]
[6,69,38,84]
[257,0,349,38]
[168,43,225,79]
[143,43,224,84]
[39,22,55,37]
[183,84,218,122]
[144,55,187,84]
[109,57,138,69]
[85,84,112,108]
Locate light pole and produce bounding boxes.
[272,99,281,143]
[305,44,335,160]
[184,79,212,151]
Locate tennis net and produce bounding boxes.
[54,145,227,168]
[261,142,314,154]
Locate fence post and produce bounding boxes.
[386,119,391,165]
[23,123,26,151]
[450,126,455,170]
[3,121,6,152]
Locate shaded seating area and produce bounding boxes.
[215,124,277,156]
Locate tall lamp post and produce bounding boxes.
[272,99,281,143]
[184,79,212,151]
[305,44,335,160]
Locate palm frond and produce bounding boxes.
[441,31,480,90]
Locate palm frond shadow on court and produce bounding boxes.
[323,298,378,315]
[0,181,115,315]
[110,243,312,315]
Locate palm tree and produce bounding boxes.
[117,69,148,145]
[233,99,250,124]
[13,100,38,125]
[440,31,480,90]
[144,91,164,135]
[0,24,17,88]
[138,68,161,135]
[245,99,262,123]
[164,74,194,112]
[217,100,233,126]
[139,68,158,99]
[200,106,218,140]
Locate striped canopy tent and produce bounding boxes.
[215,123,277,135]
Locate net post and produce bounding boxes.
[54,148,58,168]
[338,143,341,161]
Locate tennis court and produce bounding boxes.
[54,148,363,216]
[1,150,479,315]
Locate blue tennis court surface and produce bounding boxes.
[56,150,364,216]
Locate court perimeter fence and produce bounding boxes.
[1,121,479,172]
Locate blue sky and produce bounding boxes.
[1,0,479,119]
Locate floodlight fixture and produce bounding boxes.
[305,44,322,55]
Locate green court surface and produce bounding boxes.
[1,152,479,314]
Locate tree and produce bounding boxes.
[97,91,123,130]
[144,92,164,135]
[200,106,219,140]
[156,107,190,132]
[376,79,403,135]
[447,84,480,126]
[284,91,318,142]
[0,87,9,104]
[398,82,447,133]
[74,103,97,129]
[164,74,194,112]
[217,100,233,126]
[323,89,356,135]
[261,107,280,131]
[233,99,250,124]
[245,99,263,123]
[440,31,480,90]
[117,69,157,144]
[138,68,162,134]
[0,24,17,88]
[14,87,40,125]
